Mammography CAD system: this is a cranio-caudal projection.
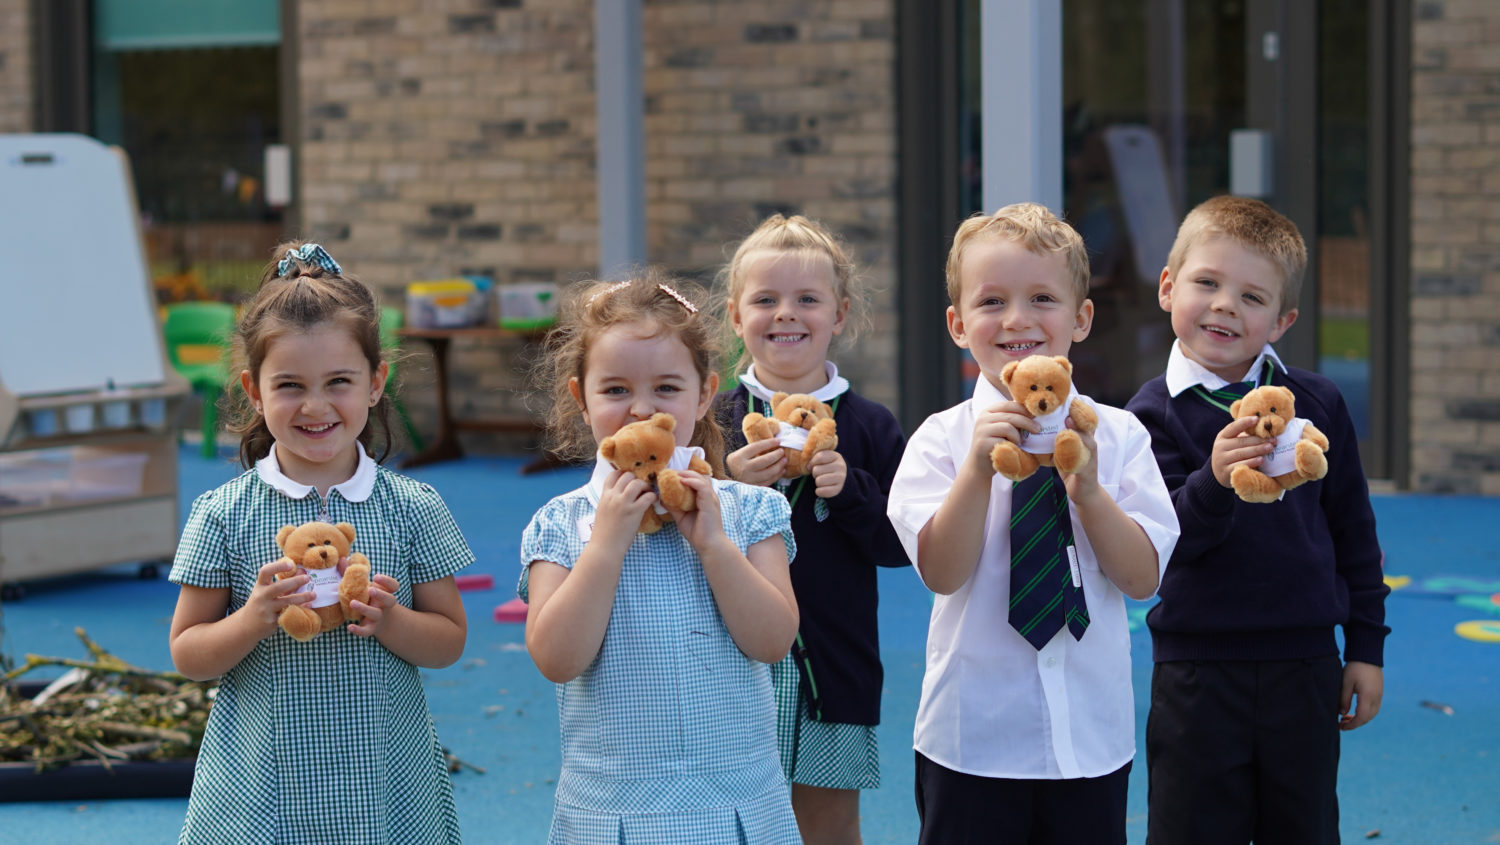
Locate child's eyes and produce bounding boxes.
[603,386,629,396]
[1032,294,1056,304]
[1243,293,1265,305]
[276,381,302,391]
[657,384,682,394]
[1195,278,1218,288]
[799,295,820,305]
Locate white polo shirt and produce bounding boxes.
[888,375,1179,780]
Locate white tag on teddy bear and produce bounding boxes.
[1258,417,1308,478]
[294,566,343,609]
[774,420,812,451]
[1019,388,1086,455]
[1066,545,1081,588]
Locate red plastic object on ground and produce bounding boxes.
[493,598,527,623]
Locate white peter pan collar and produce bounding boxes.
[255,443,377,502]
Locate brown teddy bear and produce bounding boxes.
[272,521,371,642]
[599,412,712,533]
[741,392,839,479]
[1228,384,1329,503]
[989,355,1099,482]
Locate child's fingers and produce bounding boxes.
[256,559,296,585]
[1220,416,1262,438]
[371,573,399,593]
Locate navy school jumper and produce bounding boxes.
[1125,365,1390,666]
[715,387,911,726]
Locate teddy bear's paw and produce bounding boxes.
[279,606,322,642]
[339,561,370,622]
[1294,440,1329,481]
[638,511,665,534]
[1230,466,1282,503]
[1053,431,1091,474]
[656,470,697,513]
[1068,399,1099,435]
[990,443,1035,481]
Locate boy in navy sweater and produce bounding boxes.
[1126,196,1389,844]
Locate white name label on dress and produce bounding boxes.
[576,515,594,542]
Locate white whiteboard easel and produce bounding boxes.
[0,133,165,395]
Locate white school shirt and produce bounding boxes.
[887,375,1179,780]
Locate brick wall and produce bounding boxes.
[0,0,31,133]
[1409,0,1500,494]
[295,0,899,450]
[642,0,899,408]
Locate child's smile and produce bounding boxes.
[731,251,848,394]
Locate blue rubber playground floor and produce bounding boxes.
[2,444,1497,843]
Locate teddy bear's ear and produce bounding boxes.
[651,412,675,432]
[1229,398,1243,418]
[276,525,296,551]
[1000,360,1020,387]
[1052,356,1073,375]
[772,392,789,408]
[600,436,616,461]
[336,522,356,544]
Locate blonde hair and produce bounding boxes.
[1166,195,1307,315]
[716,214,870,376]
[227,240,394,469]
[944,202,1090,308]
[536,270,726,474]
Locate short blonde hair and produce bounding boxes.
[945,202,1090,308]
[715,214,870,376]
[1166,195,1307,315]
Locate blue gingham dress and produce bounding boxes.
[169,462,473,845]
[519,475,801,845]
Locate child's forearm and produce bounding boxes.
[525,547,626,682]
[170,610,269,681]
[916,463,993,594]
[375,605,466,668]
[697,537,798,663]
[1074,487,1160,599]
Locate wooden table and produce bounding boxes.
[395,326,560,473]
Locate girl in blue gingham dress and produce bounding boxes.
[520,274,802,844]
[167,243,472,845]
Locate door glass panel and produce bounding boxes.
[1318,0,1371,441]
[1060,1,1246,406]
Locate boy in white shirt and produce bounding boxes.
[888,202,1179,844]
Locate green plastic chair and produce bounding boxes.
[162,301,237,458]
[379,306,424,452]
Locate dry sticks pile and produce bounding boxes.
[0,628,214,772]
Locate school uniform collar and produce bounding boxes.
[740,361,849,406]
[972,369,1007,407]
[255,443,377,502]
[585,446,706,510]
[1164,340,1285,398]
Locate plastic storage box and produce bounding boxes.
[498,282,559,330]
[405,279,489,328]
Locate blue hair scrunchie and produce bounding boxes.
[277,243,343,278]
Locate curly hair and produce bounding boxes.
[534,269,726,475]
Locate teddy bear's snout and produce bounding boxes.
[647,471,658,484]
[1036,399,1049,413]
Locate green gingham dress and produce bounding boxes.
[169,448,473,845]
[519,464,801,845]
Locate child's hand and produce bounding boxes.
[664,471,728,554]
[727,438,787,487]
[1339,661,1384,730]
[593,468,656,544]
[1061,418,1102,503]
[809,449,847,499]
[247,558,312,638]
[347,573,401,638]
[1211,416,1273,487]
[968,401,1039,475]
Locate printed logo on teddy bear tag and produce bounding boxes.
[294,565,344,608]
[1019,404,1069,455]
[1258,417,1308,478]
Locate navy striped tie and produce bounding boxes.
[1008,467,1088,649]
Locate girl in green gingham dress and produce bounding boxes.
[168,243,472,844]
[521,275,801,844]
